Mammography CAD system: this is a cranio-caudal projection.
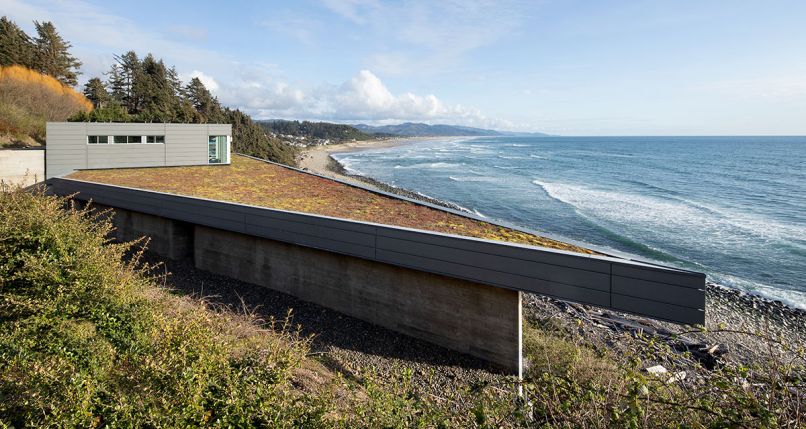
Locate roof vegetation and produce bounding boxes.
[68,155,593,254]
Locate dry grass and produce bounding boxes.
[68,155,593,254]
[0,65,93,143]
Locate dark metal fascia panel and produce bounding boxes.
[376,235,611,291]
[375,249,612,307]
[612,276,705,308]
[612,263,705,288]
[50,177,707,325]
[375,226,613,273]
[612,294,706,325]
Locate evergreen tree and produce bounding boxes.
[83,77,109,108]
[106,64,126,103]
[0,16,35,68]
[185,77,223,123]
[68,50,299,165]
[33,21,81,86]
[113,51,141,113]
[167,66,184,98]
[136,54,179,122]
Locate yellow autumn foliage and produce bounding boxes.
[0,64,92,143]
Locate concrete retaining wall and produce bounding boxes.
[0,149,44,187]
[92,204,522,374]
[92,202,193,260]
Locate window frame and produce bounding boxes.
[145,135,165,144]
[87,135,109,144]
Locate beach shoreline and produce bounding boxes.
[297,136,474,212]
[296,137,421,184]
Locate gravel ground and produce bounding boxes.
[524,283,806,369]
[142,254,509,394]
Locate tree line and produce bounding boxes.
[258,119,373,142]
[72,51,297,165]
[0,15,297,165]
[0,17,81,86]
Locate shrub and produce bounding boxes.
[0,65,92,142]
[0,187,331,427]
[520,321,806,428]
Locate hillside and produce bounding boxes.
[354,122,551,137]
[0,64,91,147]
[257,119,376,147]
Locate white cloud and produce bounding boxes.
[217,69,512,129]
[1,0,233,85]
[187,70,219,91]
[321,0,531,75]
[320,0,380,24]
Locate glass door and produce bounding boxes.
[208,136,226,164]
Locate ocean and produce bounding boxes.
[332,136,806,309]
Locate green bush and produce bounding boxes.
[0,187,330,427]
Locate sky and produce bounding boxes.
[3,0,806,135]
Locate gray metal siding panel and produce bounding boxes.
[46,122,87,179]
[50,178,707,325]
[45,122,230,178]
[165,126,207,165]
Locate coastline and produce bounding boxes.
[297,137,418,185]
[297,140,805,367]
[297,136,472,212]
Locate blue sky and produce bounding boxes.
[3,0,806,135]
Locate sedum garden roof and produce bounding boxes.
[68,155,593,254]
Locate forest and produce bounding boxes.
[0,16,297,165]
[258,119,374,142]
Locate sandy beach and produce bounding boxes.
[297,137,423,186]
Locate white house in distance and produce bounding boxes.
[45,122,232,179]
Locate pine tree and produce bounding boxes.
[0,16,35,68]
[167,66,184,98]
[83,77,109,108]
[185,77,223,123]
[33,21,81,86]
[106,64,126,103]
[137,54,180,122]
[113,51,141,112]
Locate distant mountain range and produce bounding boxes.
[354,122,551,137]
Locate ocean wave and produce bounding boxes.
[398,162,462,170]
[532,180,806,244]
[711,273,806,310]
[448,175,497,183]
[532,179,806,306]
[331,156,365,176]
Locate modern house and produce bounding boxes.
[45,122,706,376]
[45,122,231,179]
